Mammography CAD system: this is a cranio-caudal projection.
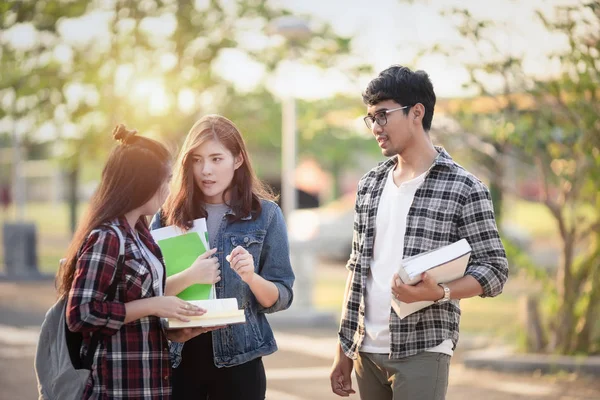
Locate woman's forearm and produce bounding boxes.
[248,273,279,308]
[124,298,156,323]
[165,270,192,296]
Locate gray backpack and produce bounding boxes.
[34,225,125,400]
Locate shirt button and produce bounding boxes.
[244,237,249,244]
[164,375,169,380]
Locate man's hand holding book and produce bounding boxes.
[391,271,445,304]
[390,239,472,319]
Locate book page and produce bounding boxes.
[166,298,246,329]
[391,298,433,320]
[402,239,471,280]
[188,298,239,312]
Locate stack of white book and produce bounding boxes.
[392,239,472,319]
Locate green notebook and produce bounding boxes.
[151,218,213,301]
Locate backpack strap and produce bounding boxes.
[81,224,126,369]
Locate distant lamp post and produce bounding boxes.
[10,90,26,221]
[1,89,42,280]
[265,17,333,327]
[267,16,311,221]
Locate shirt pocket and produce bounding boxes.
[423,205,452,219]
[228,231,266,271]
[123,258,154,300]
[420,204,457,239]
[242,300,264,347]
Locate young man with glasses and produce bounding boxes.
[329,65,508,399]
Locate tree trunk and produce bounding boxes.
[67,163,79,235]
[489,142,506,224]
[574,239,600,352]
[331,159,341,201]
[489,181,503,224]
[575,286,600,353]
[550,237,577,353]
[519,295,547,352]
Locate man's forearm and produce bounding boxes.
[445,275,483,300]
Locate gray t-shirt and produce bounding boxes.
[204,203,230,247]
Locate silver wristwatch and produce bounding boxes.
[435,283,451,304]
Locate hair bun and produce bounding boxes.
[112,124,137,144]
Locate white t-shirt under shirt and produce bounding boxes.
[136,233,165,297]
[360,168,454,356]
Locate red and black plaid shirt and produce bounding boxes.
[67,217,171,399]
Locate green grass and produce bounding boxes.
[503,196,597,241]
[459,292,519,342]
[314,268,521,343]
[0,202,86,274]
[0,200,539,343]
[1,198,563,271]
[315,274,346,311]
[503,198,558,239]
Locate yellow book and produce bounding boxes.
[166,298,246,329]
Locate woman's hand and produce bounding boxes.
[187,248,220,284]
[226,246,255,284]
[149,296,205,322]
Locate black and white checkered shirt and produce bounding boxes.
[339,147,508,359]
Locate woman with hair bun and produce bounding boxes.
[60,124,206,399]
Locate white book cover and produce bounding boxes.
[392,239,472,319]
[165,298,246,329]
[150,218,209,249]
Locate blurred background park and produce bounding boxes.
[0,0,599,398]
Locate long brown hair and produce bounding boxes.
[163,114,275,229]
[56,124,171,298]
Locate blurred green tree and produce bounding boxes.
[296,95,375,199]
[1,0,369,231]
[435,2,600,354]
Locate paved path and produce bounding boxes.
[1,281,600,400]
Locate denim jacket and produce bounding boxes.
[150,199,294,367]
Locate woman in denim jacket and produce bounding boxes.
[151,114,295,400]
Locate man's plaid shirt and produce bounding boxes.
[339,147,508,360]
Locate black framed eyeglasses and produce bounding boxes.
[363,105,411,129]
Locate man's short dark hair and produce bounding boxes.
[362,65,436,131]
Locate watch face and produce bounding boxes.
[437,284,450,303]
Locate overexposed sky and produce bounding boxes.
[260,0,577,98]
[2,0,580,104]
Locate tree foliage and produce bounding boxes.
[1,0,371,230]
[435,1,600,354]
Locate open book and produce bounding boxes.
[150,218,215,301]
[165,298,246,329]
[392,239,472,319]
